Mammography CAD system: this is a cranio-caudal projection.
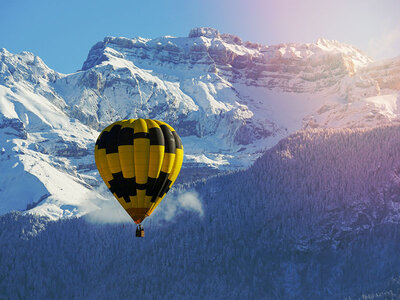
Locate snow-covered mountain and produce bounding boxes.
[0,27,399,218]
[0,49,101,218]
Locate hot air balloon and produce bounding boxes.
[94,119,183,237]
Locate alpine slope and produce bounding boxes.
[0,27,399,218]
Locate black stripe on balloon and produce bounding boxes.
[145,177,157,196]
[172,131,183,149]
[125,177,137,197]
[113,172,123,179]
[150,171,169,202]
[96,131,109,150]
[108,173,137,202]
[118,127,134,146]
[160,125,176,154]
[106,125,122,154]
[155,177,171,202]
[149,127,164,146]
[108,171,123,197]
[136,183,147,190]
[159,179,172,197]
[133,132,149,139]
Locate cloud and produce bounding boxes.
[84,198,131,224]
[368,27,400,60]
[84,190,204,225]
[178,191,204,216]
[153,190,204,222]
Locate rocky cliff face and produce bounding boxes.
[57,28,399,143]
[0,27,399,218]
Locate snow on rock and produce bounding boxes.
[0,51,101,219]
[0,27,399,219]
[189,27,220,39]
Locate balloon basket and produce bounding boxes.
[136,225,145,238]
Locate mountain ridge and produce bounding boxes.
[0,27,399,218]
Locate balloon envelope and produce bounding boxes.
[94,119,183,223]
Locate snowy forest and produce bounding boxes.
[1,125,400,299]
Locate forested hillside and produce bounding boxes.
[1,125,400,299]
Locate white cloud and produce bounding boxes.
[84,198,131,224]
[178,191,204,216]
[84,190,204,225]
[153,190,204,222]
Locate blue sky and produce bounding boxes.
[1,0,399,73]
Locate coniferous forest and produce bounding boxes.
[1,125,400,299]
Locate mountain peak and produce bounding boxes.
[188,27,220,38]
[315,38,372,64]
[316,37,336,46]
[0,48,10,55]
[1,29,400,220]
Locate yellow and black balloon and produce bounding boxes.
[94,119,183,224]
